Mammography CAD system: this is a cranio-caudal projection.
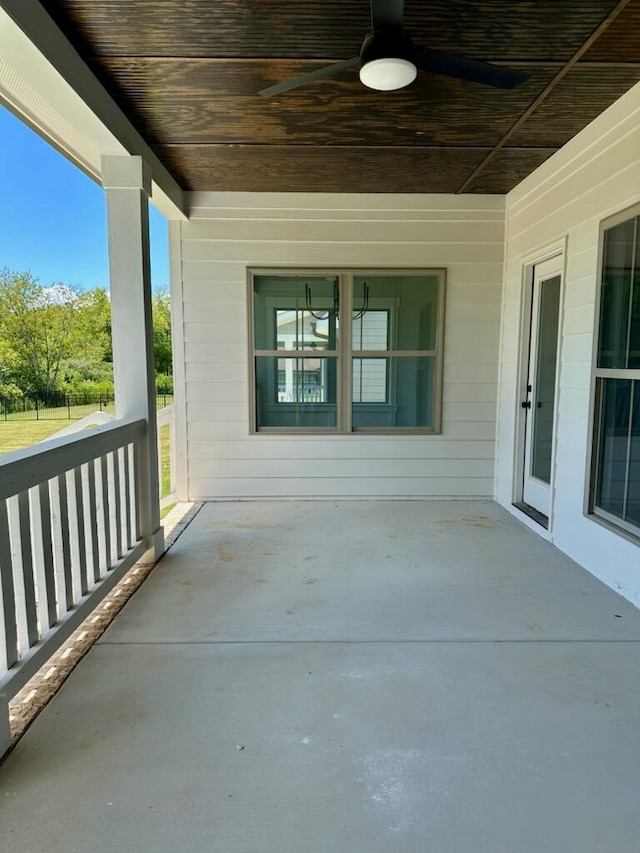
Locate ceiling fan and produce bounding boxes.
[259,0,529,98]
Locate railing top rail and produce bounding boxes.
[0,417,146,501]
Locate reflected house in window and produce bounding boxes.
[275,311,330,403]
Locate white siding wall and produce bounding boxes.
[496,83,640,606]
[173,194,505,500]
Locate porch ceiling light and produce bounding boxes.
[358,31,417,92]
[359,57,417,91]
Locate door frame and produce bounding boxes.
[513,241,567,531]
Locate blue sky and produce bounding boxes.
[0,105,169,291]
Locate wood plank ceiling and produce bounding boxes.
[40,0,640,194]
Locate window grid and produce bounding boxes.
[248,269,445,434]
[590,207,640,538]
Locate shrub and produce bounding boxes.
[0,383,24,401]
[63,379,115,398]
[155,373,174,395]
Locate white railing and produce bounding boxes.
[277,387,326,403]
[0,418,148,754]
[42,409,114,438]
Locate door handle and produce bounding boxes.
[521,400,531,409]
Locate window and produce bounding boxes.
[249,270,445,433]
[590,210,640,536]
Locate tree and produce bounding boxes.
[0,270,173,399]
[152,288,172,376]
[0,269,110,398]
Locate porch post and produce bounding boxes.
[102,155,164,560]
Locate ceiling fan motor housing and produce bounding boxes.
[359,29,418,91]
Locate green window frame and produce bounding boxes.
[589,207,640,538]
[248,268,446,434]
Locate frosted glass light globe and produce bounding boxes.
[359,57,417,91]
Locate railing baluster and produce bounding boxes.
[74,467,89,595]
[38,481,58,630]
[0,498,18,670]
[6,497,26,655]
[66,471,81,601]
[94,457,106,579]
[113,449,123,559]
[123,443,132,550]
[27,487,45,637]
[87,461,100,583]
[17,491,39,648]
[56,473,74,613]
[133,440,141,542]
[100,454,112,574]
[49,477,64,622]
[129,443,138,543]
[119,448,128,552]
[106,452,117,565]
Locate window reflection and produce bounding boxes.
[255,356,338,428]
[598,217,640,369]
[253,276,339,351]
[275,309,335,352]
[352,357,435,428]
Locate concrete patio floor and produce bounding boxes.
[2,500,640,852]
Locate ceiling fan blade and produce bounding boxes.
[414,46,529,89]
[259,57,360,97]
[370,0,404,31]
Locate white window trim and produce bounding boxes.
[247,267,446,435]
[587,203,640,541]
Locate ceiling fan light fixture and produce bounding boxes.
[359,57,417,91]
[258,2,530,99]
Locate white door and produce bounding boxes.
[522,257,562,518]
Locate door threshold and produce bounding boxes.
[513,501,549,529]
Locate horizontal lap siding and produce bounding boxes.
[177,193,505,500]
[187,478,493,499]
[189,458,494,479]
[496,82,640,606]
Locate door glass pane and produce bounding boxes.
[352,357,434,428]
[253,275,339,350]
[531,276,560,483]
[595,379,632,521]
[352,275,440,350]
[598,218,636,369]
[255,356,337,428]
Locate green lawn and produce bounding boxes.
[160,423,172,497]
[160,501,177,520]
[0,420,77,454]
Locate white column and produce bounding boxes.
[102,155,163,560]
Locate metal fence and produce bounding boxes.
[0,394,173,421]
